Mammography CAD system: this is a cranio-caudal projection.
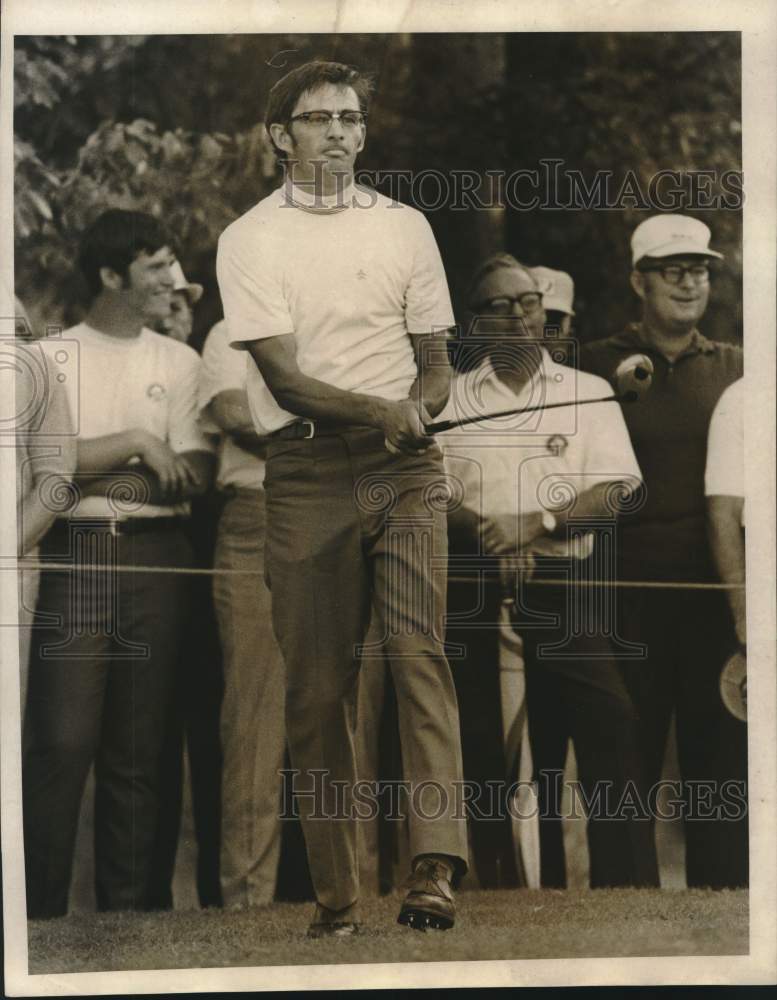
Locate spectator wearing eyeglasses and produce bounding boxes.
[442,253,657,890]
[580,214,747,889]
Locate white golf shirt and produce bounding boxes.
[198,319,265,490]
[440,350,643,557]
[705,376,744,522]
[40,323,211,519]
[216,182,455,433]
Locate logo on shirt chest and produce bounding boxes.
[356,269,367,280]
[547,434,568,457]
[147,383,167,401]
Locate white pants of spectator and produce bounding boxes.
[214,487,286,908]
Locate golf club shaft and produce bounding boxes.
[425,393,631,434]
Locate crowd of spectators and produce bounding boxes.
[13,207,746,917]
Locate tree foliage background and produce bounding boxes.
[14,33,742,346]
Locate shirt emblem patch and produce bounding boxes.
[147,383,167,401]
[547,434,568,457]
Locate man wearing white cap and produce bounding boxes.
[529,266,576,366]
[159,260,203,343]
[580,214,746,889]
[529,266,575,338]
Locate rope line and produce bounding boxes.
[14,561,746,590]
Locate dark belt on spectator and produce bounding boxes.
[51,516,182,536]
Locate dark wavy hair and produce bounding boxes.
[78,209,173,299]
[264,60,374,160]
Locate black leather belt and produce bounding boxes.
[51,517,182,536]
[271,420,317,440]
[270,420,368,441]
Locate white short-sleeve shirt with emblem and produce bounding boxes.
[439,349,643,556]
[216,183,455,434]
[41,323,212,518]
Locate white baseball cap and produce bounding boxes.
[170,260,203,303]
[631,215,723,267]
[530,266,575,316]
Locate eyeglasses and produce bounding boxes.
[473,292,544,315]
[640,263,710,285]
[288,110,367,129]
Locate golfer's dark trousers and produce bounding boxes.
[23,519,192,918]
[514,556,660,889]
[616,583,749,889]
[264,427,469,911]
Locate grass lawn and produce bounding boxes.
[27,888,748,974]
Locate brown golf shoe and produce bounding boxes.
[306,901,361,939]
[397,857,456,931]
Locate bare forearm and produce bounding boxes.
[707,496,746,642]
[207,394,269,455]
[18,489,60,555]
[456,505,545,555]
[75,451,213,505]
[246,336,434,454]
[478,484,617,557]
[554,481,628,530]
[25,439,77,485]
[409,374,450,420]
[77,430,147,473]
[409,332,453,418]
[248,349,390,428]
[75,466,169,506]
[208,393,257,436]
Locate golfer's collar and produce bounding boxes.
[617,323,717,357]
[280,177,355,213]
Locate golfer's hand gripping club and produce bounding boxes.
[383,399,435,455]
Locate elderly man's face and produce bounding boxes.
[471,266,545,340]
[631,255,711,332]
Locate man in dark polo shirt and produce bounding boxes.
[580,214,746,889]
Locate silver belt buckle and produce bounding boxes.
[301,419,315,439]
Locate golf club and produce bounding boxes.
[425,353,654,434]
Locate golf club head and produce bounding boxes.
[720,648,747,722]
[615,354,654,402]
